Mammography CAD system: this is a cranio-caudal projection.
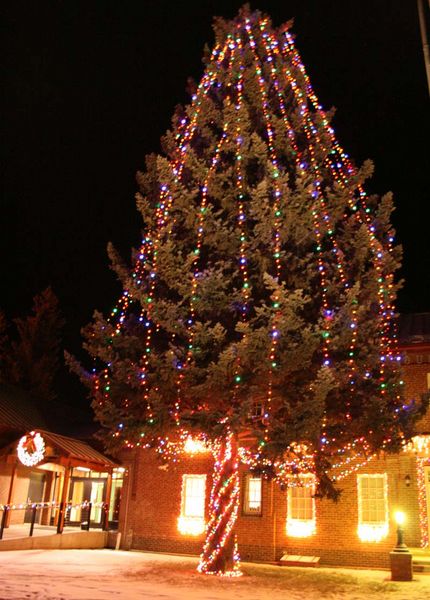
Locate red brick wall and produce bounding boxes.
[402,346,430,433]
[117,448,423,568]
[117,349,430,568]
[274,453,421,568]
[119,449,214,555]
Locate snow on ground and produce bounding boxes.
[0,549,429,600]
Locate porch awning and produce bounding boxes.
[38,430,117,470]
[0,429,117,472]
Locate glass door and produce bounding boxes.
[68,477,107,527]
[90,481,105,524]
[69,480,86,523]
[24,472,46,522]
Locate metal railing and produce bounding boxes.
[0,500,109,540]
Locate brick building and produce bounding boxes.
[117,313,430,568]
[0,385,123,532]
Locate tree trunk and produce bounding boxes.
[197,431,242,576]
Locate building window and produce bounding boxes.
[248,399,265,423]
[243,474,262,515]
[357,473,388,542]
[286,475,316,537]
[109,468,125,525]
[177,474,206,536]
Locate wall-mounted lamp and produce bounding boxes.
[404,475,411,487]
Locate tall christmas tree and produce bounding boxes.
[75,7,421,576]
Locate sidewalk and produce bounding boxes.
[0,549,429,600]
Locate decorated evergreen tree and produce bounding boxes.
[74,7,423,576]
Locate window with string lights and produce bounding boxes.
[286,474,316,537]
[357,473,388,542]
[177,474,206,536]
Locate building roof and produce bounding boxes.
[0,384,48,439]
[0,429,117,471]
[398,313,430,345]
[39,429,117,468]
[0,385,116,470]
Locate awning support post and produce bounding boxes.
[57,464,72,534]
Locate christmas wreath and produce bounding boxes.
[17,431,45,467]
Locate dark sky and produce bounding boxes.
[2,0,430,364]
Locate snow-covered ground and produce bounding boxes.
[0,549,429,600]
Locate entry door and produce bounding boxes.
[68,478,106,526]
[425,466,430,540]
[90,481,105,524]
[24,472,46,522]
[69,480,86,523]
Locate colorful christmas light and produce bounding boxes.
[416,456,430,548]
[94,10,403,472]
[85,8,409,574]
[197,432,242,576]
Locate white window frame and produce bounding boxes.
[177,474,206,536]
[243,474,262,515]
[357,473,389,542]
[286,474,316,537]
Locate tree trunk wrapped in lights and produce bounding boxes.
[198,431,241,576]
[70,6,426,576]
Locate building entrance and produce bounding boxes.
[24,472,46,523]
[68,477,106,527]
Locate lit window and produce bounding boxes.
[250,401,265,421]
[243,474,262,515]
[177,474,206,535]
[357,473,388,542]
[286,475,316,537]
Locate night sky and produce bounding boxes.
[2,1,429,411]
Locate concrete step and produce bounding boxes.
[413,557,430,573]
[279,554,320,567]
[0,530,107,551]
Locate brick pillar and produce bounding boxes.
[390,551,413,581]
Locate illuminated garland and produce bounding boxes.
[97,35,233,432]
[197,432,242,577]
[416,457,430,548]
[405,435,430,456]
[140,429,378,484]
[282,29,401,400]
[0,500,106,511]
[17,431,45,467]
